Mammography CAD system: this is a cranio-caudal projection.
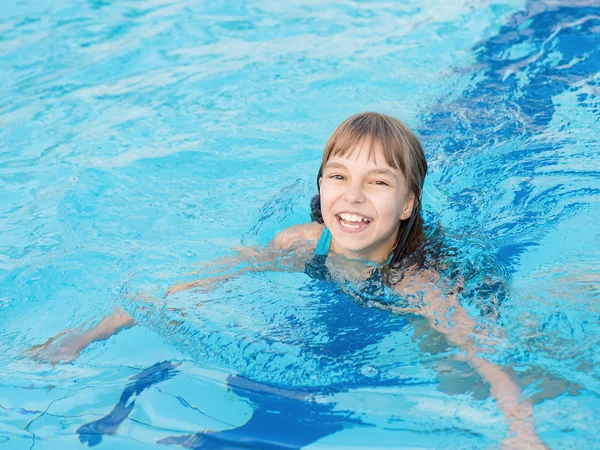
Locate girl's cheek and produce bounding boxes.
[321,184,340,200]
[319,190,335,209]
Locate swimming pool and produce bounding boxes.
[1,0,599,448]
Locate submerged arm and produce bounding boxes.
[393,270,546,448]
[27,309,135,364]
[167,225,316,295]
[167,245,309,294]
[28,226,316,364]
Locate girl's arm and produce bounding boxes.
[28,223,320,364]
[27,309,134,364]
[392,269,547,449]
[167,223,320,295]
[28,249,288,364]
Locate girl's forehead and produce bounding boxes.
[327,144,396,169]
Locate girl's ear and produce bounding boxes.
[318,176,323,189]
[401,193,415,220]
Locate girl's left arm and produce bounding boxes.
[392,270,547,449]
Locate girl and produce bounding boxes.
[29,112,546,449]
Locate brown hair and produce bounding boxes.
[310,112,428,276]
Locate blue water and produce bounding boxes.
[1,0,599,449]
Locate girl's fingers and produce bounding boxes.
[23,330,83,365]
[25,330,68,354]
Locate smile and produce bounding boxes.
[336,213,372,232]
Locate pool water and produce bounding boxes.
[1,0,599,449]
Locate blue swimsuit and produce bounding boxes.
[314,226,332,256]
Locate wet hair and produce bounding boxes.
[310,112,428,279]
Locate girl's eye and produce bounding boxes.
[372,180,390,186]
[329,174,345,180]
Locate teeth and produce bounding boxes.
[339,213,370,223]
[342,221,360,229]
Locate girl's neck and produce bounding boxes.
[329,239,394,265]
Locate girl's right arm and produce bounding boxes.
[167,223,321,295]
[28,223,322,364]
[27,309,135,364]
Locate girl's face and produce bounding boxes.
[319,139,414,262]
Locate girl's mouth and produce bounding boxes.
[336,213,372,233]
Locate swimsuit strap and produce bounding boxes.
[314,226,332,256]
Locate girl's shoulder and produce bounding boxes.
[270,222,324,250]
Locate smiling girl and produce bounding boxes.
[30,112,546,449]
[273,112,424,268]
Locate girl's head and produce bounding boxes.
[311,112,427,268]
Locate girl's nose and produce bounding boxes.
[343,183,365,204]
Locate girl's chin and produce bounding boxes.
[328,224,396,262]
[329,232,374,258]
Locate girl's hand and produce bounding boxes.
[25,326,89,365]
[500,422,549,449]
[25,309,135,365]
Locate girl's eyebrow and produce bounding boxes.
[368,168,396,178]
[323,162,347,170]
[324,163,397,178]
